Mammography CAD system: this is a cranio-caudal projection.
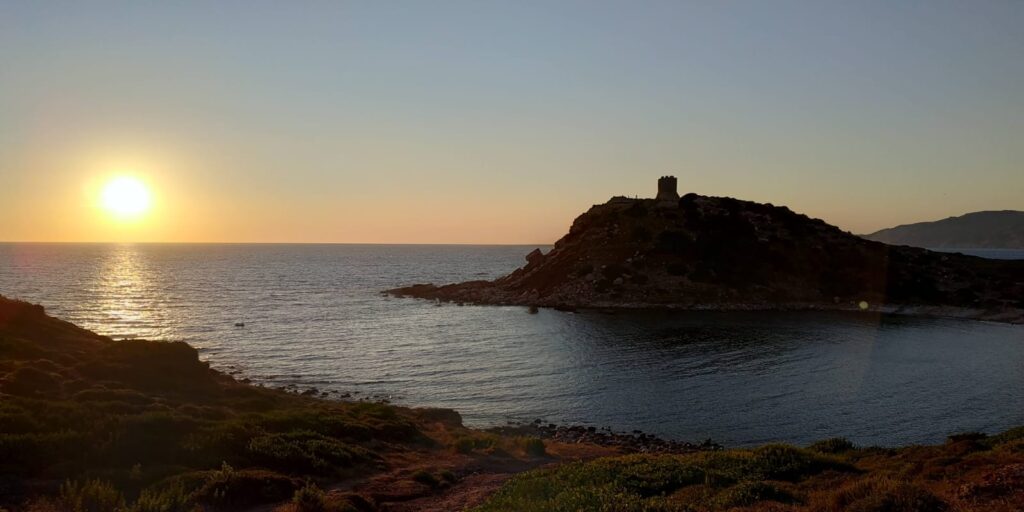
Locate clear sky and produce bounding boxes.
[2,1,1022,243]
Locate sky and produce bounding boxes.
[1,1,1022,243]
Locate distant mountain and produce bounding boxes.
[864,211,1024,249]
[389,183,1024,323]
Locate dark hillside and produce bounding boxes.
[391,194,1024,323]
[864,210,1024,249]
[0,296,559,511]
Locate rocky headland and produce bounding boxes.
[389,186,1024,323]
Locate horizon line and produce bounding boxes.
[0,240,555,247]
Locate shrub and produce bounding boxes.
[128,481,193,512]
[191,464,297,510]
[246,431,366,474]
[747,444,837,481]
[106,412,203,466]
[58,479,126,512]
[2,366,64,396]
[73,387,153,405]
[825,477,947,512]
[411,470,440,488]
[714,481,794,508]
[946,432,987,443]
[985,426,1024,447]
[438,470,457,483]
[0,430,89,472]
[292,482,327,512]
[453,433,499,454]
[475,454,705,511]
[809,437,856,454]
[514,436,547,457]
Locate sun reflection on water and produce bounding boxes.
[83,245,171,340]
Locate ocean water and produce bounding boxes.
[932,248,1024,260]
[2,242,1023,447]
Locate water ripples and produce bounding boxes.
[2,243,1024,446]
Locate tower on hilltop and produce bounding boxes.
[656,176,679,201]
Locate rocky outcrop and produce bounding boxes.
[389,194,1024,323]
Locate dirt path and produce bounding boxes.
[260,439,619,512]
[375,472,518,512]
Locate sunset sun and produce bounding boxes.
[101,176,152,219]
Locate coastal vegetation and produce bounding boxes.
[0,296,549,511]
[475,433,1024,511]
[3,295,1024,511]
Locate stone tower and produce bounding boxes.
[656,176,679,201]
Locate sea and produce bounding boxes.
[2,243,1023,447]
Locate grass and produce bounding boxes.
[473,432,1024,511]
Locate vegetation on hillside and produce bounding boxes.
[0,296,535,511]
[4,295,1024,511]
[474,431,1024,511]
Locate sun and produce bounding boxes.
[101,176,152,219]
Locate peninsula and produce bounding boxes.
[390,177,1024,323]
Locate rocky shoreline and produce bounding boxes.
[487,421,723,455]
[386,286,1024,324]
[248,376,725,455]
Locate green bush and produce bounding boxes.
[473,455,706,511]
[514,436,547,457]
[984,426,1024,447]
[191,464,297,510]
[713,481,794,508]
[453,433,499,454]
[246,430,366,474]
[809,437,856,454]
[292,482,327,512]
[58,479,126,512]
[128,481,193,512]
[827,477,948,512]
[747,444,837,481]
[411,469,440,488]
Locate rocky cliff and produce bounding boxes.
[390,194,1024,322]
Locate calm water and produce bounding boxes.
[2,243,1023,447]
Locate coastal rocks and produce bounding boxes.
[416,407,464,428]
[525,248,544,266]
[489,422,722,454]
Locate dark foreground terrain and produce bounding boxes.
[2,295,1023,511]
[390,194,1024,323]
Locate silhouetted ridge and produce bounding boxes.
[390,193,1024,323]
[864,210,1024,249]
